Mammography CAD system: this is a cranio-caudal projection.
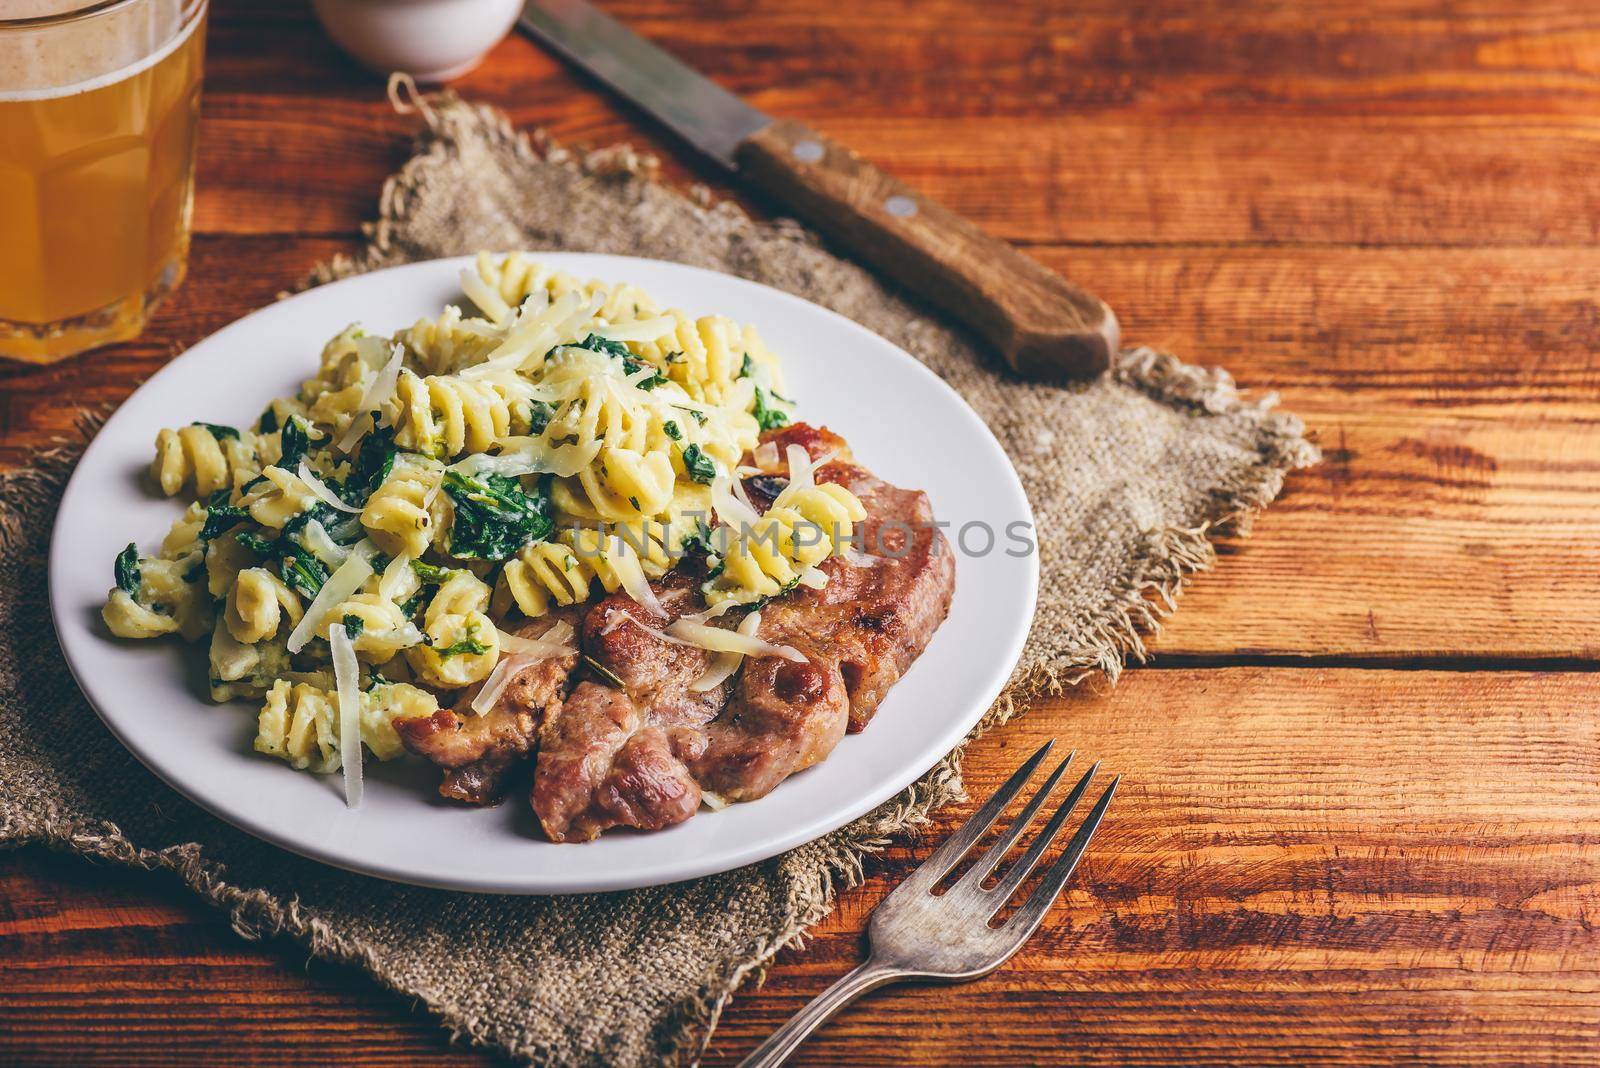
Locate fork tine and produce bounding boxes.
[894,741,1054,896]
[952,753,1074,894]
[981,762,1098,911]
[1000,776,1119,937]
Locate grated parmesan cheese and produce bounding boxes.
[297,460,361,513]
[286,539,377,653]
[335,342,404,453]
[690,610,764,692]
[330,625,363,807]
[473,620,578,716]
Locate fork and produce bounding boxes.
[737,741,1118,1068]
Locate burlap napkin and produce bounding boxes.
[0,92,1316,1066]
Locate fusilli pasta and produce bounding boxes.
[103,251,862,797]
[224,566,303,643]
[390,368,535,459]
[255,678,437,772]
[360,455,443,559]
[151,424,269,498]
[704,482,867,607]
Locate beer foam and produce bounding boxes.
[0,0,202,102]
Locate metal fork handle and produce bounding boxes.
[736,958,908,1067]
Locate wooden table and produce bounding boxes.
[6,1,1600,1064]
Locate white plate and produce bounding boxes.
[50,254,1037,894]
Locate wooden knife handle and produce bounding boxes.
[735,118,1118,380]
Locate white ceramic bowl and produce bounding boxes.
[310,0,521,83]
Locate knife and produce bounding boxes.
[519,0,1118,380]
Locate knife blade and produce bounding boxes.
[519,0,1118,380]
[520,0,766,167]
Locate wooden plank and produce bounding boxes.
[189,90,1600,246]
[704,667,1600,1065]
[184,4,1600,243]
[1153,388,1600,661]
[808,114,1600,248]
[0,861,493,1067]
[5,669,1599,1065]
[193,99,415,238]
[212,1,1600,119]
[1050,246,1600,389]
[6,240,1600,660]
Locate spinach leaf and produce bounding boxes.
[697,560,726,597]
[681,518,719,559]
[341,614,365,640]
[662,419,682,441]
[574,333,631,359]
[435,620,489,659]
[681,443,717,485]
[753,387,790,432]
[256,406,279,434]
[236,530,276,557]
[193,421,240,441]
[738,353,755,379]
[348,423,397,499]
[199,489,249,541]
[114,543,141,598]
[234,504,348,596]
[277,543,329,600]
[241,502,344,596]
[283,501,361,546]
[442,470,552,561]
[410,560,453,583]
[278,415,312,470]
[397,589,427,617]
[674,405,708,426]
[527,399,556,435]
[573,334,665,389]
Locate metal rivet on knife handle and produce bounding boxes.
[791,140,825,164]
[884,195,918,218]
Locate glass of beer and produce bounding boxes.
[0,0,208,364]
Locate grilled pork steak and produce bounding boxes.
[532,681,701,842]
[529,425,955,839]
[528,577,731,841]
[582,574,729,728]
[401,424,956,840]
[676,637,850,803]
[394,612,579,804]
[764,460,954,732]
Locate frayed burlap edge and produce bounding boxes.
[3,90,1317,1065]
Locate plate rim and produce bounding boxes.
[49,252,1039,894]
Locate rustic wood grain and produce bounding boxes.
[183,93,1600,247]
[181,2,1600,245]
[3,0,1597,1064]
[1155,386,1600,660]
[7,670,1600,1066]
[706,667,1600,1065]
[9,239,1600,660]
